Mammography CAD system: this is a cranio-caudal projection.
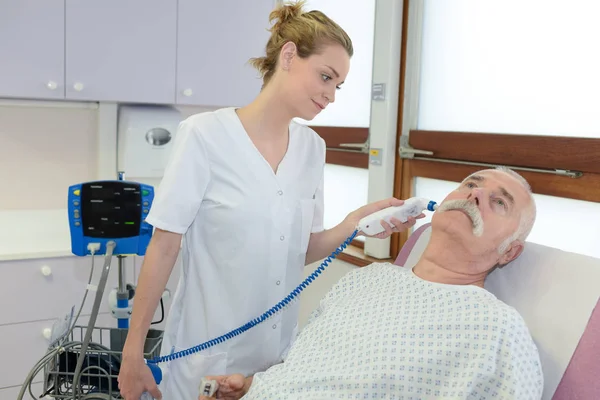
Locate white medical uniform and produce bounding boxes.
[243,263,544,399]
[144,107,326,399]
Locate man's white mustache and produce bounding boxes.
[437,199,484,237]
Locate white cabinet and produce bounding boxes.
[1,1,277,106]
[64,0,178,104]
[0,0,65,100]
[175,0,275,107]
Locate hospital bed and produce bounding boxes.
[394,223,600,400]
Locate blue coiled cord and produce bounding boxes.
[148,229,359,365]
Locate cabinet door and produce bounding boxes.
[0,1,65,100]
[65,0,177,104]
[176,0,276,107]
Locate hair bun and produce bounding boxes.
[269,1,305,33]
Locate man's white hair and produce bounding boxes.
[463,166,537,254]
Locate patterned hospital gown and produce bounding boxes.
[243,263,543,399]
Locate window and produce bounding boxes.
[296,0,376,169]
[392,0,600,257]
[418,0,600,137]
[299,0,375,129]
[322,164,369,230]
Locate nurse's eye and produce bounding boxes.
[322,73,342,90]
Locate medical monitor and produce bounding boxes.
[68,180,154,256]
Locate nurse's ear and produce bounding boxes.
[279,41,297,71]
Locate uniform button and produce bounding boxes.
[277,190,283,195]
[276,280,281,285]
[272,324,277,329]
[280,236,285,241]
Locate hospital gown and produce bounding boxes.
[243,263,544,399]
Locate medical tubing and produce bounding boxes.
[72,241,116,399]
[148,229,359,365]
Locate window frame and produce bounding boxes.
[311,126,369,169]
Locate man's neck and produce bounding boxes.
[412,240,489,288]
[236,84,292,140]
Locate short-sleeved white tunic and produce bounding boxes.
[144,107,326,399]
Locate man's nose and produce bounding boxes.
[467,188,484,207]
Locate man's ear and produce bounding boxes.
[498,241,524,266]
[279,41,297,70]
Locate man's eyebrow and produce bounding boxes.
[500,187,515,205]
[465,174,485,182]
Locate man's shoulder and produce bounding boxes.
[328,263,402,293]
[339,262,408,287]
[354,262,407,277]
[484,297,537,343]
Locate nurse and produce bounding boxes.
[117,1,420,399]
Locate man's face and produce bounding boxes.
[431,170,532,269]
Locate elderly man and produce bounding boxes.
[201,167,544,400]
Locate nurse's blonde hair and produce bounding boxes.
[249,0,353,88]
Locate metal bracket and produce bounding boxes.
[339,138,370,154]
[554,169,583,178]
[399,135,434,159]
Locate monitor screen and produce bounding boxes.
[80,181,142,238]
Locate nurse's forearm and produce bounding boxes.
[305,219,355,265]
[122,228,181,357]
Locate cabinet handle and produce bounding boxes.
[42,328,52,340]
[73,82,84,92]
[183,88,193,97]
[41,265,52,276]
[47,81,58,90]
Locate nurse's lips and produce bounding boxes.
[312,100,325,111]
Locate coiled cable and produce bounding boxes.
[148,229,359,365]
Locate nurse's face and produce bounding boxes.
[279,42,350,120]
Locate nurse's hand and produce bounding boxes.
[346,197,425,239]
[117,355,161,400]
[198,373,251,400]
